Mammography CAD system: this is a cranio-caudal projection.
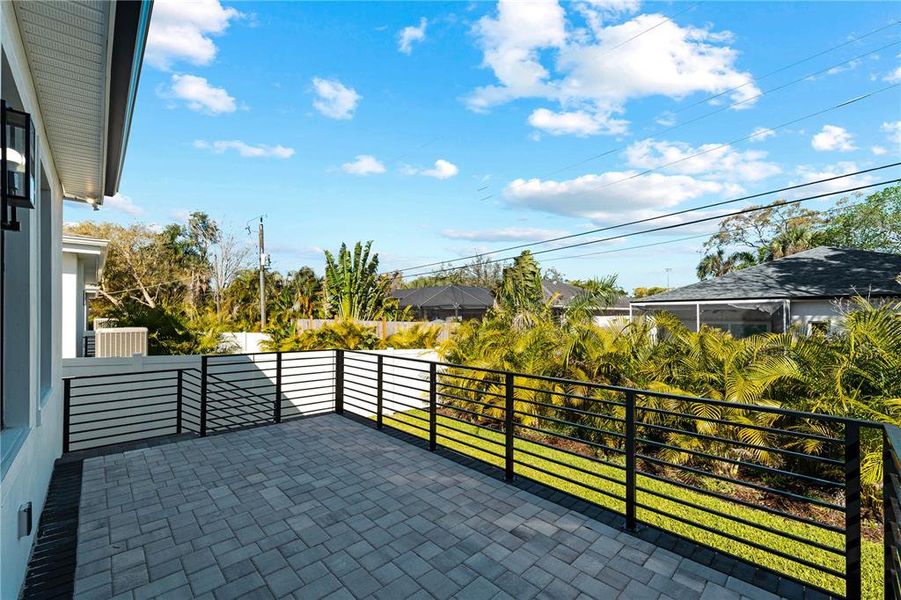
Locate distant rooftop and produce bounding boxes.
[637,246,901,303]
[393,285,495,309]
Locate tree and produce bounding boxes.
[633,286,667,298]
[209,230,252,319]
[696,249,757,280]
[816,186,901,252]
[498,251,545,315]
[322,241,396,320]
[401,254,503,290]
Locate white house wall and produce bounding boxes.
[0,2,65,597]
[61,252,78,358]
[789,299,843,333]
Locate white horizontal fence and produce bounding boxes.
[340,349,440,420]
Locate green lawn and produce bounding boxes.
[380,409,883,599]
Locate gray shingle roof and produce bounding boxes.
[635,247,901,303]
[392,285,495,309]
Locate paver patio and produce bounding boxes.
[70,414,783,600]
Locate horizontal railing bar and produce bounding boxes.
[514,422,626,455]
[343,398,377,414]
[281,398,334,407]
[70,425,176,446]
[70,408,176,426]
[438,371,506,392]
[436,379,505,400]
[514,434,626,472]
[203,373,276,386]
[437,431,507,459]
[70,374,178,390]
[71,415,177,436]
[635,483,844,556]
[514,444,625,489]
[637,453,844,511]
[637,469,845,533]
[636,405,843,444]
[635,501,845,578]
[70,383,177,399]
[513,383,626,409]
[514,409,626,440]
[636,437,843,488]
[382,413,431,434]
[514,458,627,504]
[70,392,176,409]
[279,382,335,394]
[71,398,177,415]
[64,368,185,381]
[636,420,844,466]
[436,389,502,412]
[438,402,504,424]
[513,396,626,423]
[434,415,506,446]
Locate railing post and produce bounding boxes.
[505,373,514,482]
[63,378,71,453]
[844,421,862,600]
[176,370,183,434]
[274,352,282,423]
[624,390,637,531]
[884,429,895,600]
[428,362,437,451]
[335,349,344,415]
[376,355,384,430]
[200,355,208,437]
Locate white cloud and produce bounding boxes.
[312,78,361,120]
[503,171,724,223]
[872,146,887,156]
[467,1,758,137]
[398,18,428,54]
[625,139,781,182]
[748,127,775,142]
[421,159,460,179]
[193,140,295,159]
[166,74,236,114]
[341,155,386,175]
[793,162,875,196]
[811,125,856,152]
[882,121,901,146]
[884,64,901,83]
[146,0,242,69]
[441,227,569,242]
[104,193,143,216]
[528,108,627,136]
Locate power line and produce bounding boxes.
[399,178,900,279]
[395,161,901,274]
[476,20,900,198]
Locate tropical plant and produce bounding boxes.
[322,241,397,320]
[696,248,758,280]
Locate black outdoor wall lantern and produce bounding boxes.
[1,100,35,232]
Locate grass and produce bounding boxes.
[378,409,883,599]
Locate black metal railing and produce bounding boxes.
[886,424,901,600]
[61,348,897,600]
[82,334,95,357]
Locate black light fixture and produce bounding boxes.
[1,101,35,232]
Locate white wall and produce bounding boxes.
[341,349,440,419]
[789,299,842,334]
[220,332,270,354]
[0,3,66,596]
[61,252,78,358]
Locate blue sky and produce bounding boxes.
[66,0,901,291]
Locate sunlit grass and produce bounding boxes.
[379,409,883,599]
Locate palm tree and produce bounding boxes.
[322,241,395,321]
[696,249,757,280]
[765,225,817,260]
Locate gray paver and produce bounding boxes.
[73,415,783,600]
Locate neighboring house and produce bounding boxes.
[630,247,901,337]
[393,285,495,321]
[593,295,633,327]
[542,279,583,313]
[0,2,150,596]
[61,235,108,358]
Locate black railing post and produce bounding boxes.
[883,427,899,600]
[176,370,183,434]
[844,421,862,600]
[505,373,514,482]
[428,362,437,451]
[274,352,282,423]
[335,349,344,415]
[63,378,71,453]
[376,355,384,430]
[200,356,208,437]
[624,390,637,531]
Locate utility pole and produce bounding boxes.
[665,267,672,289]
[258,217,266,329]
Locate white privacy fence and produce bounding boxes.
[61,349,438,452]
